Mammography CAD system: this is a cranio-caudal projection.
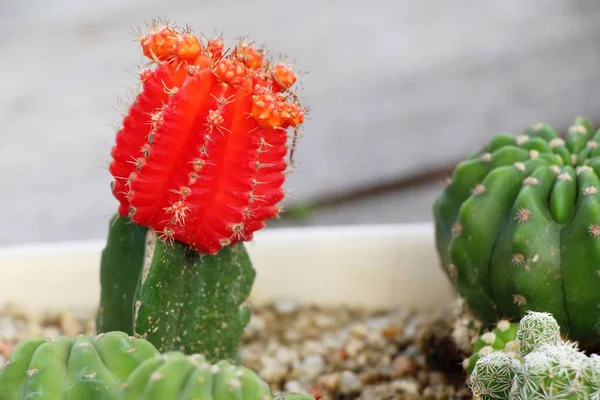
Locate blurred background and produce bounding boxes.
[2,0,600,245]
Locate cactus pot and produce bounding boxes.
[0,223,469,398]
[0,223,453,313]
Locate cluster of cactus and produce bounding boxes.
[96,20,307,362]
[0,18,315,400]
[433,116,600,344]
[470,311,600,399]
[0,333,314,400]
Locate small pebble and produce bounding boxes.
[259,356,287,384]
[60,311,79,337]
[339,370,362,394]
[428,370,448,386]
[0,317,17,341]
[315,373,340,391]
[274,298,300,314]
[392,378,420,394]
[283,380,306,394]
[0,299,474,399]
[295,355,324,381]
[392,355,417,378]
[42,327,61,339]
[344,337,365,357]
[0,341,13,358]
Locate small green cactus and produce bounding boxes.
[515,310,561,356]
[121,352,272,400]
[463,319,519,375]
[511,342,590,399]
[469,352,519,400]
[0,332,159,400]
[433,116,600,344]
[470,311,600,399]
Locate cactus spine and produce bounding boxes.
[470,311,600,399]
[463,319,519,375]
[132,233,253,361]
[0,332,158,400]
[433,117,600,343]
[97,214,148,334]
[98,21,306,362]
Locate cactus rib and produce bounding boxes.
[0,332,158,400]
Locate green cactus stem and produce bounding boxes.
[0,332,158,400]
[132,230,254,362]
[120,352,273,400]
[433,116,600,344]
[97,214,148,334]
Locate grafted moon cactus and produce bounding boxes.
[433,116,600,343]
[0,332,158,400]
[97,20,307,362]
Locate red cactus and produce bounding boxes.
[109,22,305,254]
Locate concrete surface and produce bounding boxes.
[1,0,600,244]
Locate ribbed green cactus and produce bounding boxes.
[433,116,600,343]
[463,319,519,375]
[131,231,254,362]
[515,310,561,356]
[98,215,254,363]
[470,311,600,399]
[120,352,273,400]
[0,332,158,400]
[469,352,519,400]
[511,342,592,399]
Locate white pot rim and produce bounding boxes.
[0,222,455,312]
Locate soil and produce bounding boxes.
[0,299,474,400]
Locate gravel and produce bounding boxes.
[0,300,474,399]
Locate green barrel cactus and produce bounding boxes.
[433,116,600,343]
[121,352,272,400]
[463,319,519,375]
[0,332,158,400]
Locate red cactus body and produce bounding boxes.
[109,23,305,254]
